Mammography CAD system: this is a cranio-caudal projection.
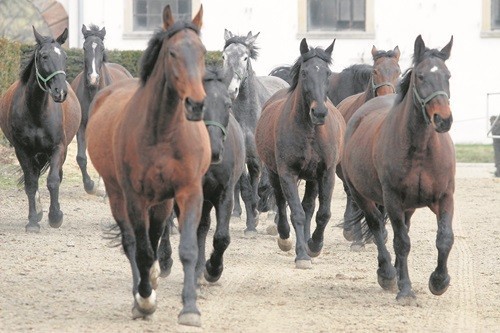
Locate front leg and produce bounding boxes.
[429,192,454,296]
[76,124,96,194]
[278,171,310,269]
[47,144,66,228]
[308,170,334,257]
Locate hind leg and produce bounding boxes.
[158,211,175,278]
[268,170,291,252]
[148,202,173,290]
[197,202,213,282]
[428,193,454,296]
[240,172,258,236]
[232,182,242,218]
[76,125,96,194]
[16,149,42,232]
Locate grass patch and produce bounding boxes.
[454,144,494,163]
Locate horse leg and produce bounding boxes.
[348,182,396,290]
[76,125,96,194]
[16,149,42,232]
[158,211,175,278]
[268,170,291,251]
[46,145,65,228]
[308,171,334,258]
[197,202,213,282]
[278,172,310,269]
[148,202,172,290]
[302,180,317,245]
[240,172,257,236]
[205,189,232,283]
[428,194,454,296]
[232,182,242,218]
[175,188,204,327]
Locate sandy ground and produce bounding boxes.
[0,140,499,333]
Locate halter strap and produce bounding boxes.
[371,76,395,96]
[204,120,228,138]
[34,50,66,92]
[412,87,449,125]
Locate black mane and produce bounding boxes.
[372,49,399,61]
[289,46,332,92]
[139,22,200,85]
[83,24,105,40]
[223,36,259,60]
[20,44,41,84]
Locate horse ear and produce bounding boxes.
[82,24,88,36]
[300,38,309,55]
[224,29,234,41]
[100,27,106,38]
[393,46,401,60]
[56,28,68,45]
[162,5,175,30]
[32,26,44,45]
[192,4,203,30]
[325,39,335,56]
[413,35,426,63]
[246,31,260,46]
[371,45,378,59]
[440,36,453,60]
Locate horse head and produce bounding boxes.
[32,26,68,102]
[222,29,259,100]
[82,24,106,87]
[203,67,231,164]
[411,35,453,133]
[371,45,401,96]
[291,38,335,126]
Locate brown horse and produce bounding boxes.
[71,24,132,194]
[86,6,210,326]
[0,27,81,233]
[342,35,455,303]
[336,45,401,247]
[255,38,345,269]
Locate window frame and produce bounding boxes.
[297,0,374,39]
[482,0,500,37]
[123,0,201,39]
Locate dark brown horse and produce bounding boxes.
[71,24,132,194]
[0,27,81,233]
[255,38,345,269]
[342,35,455,303]
[336,45,401,247]
[86,6,210,326]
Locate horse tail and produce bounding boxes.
[338,202,388,244]
[101,222,123,248]
[16,153,50,186]
[257,167,275,212]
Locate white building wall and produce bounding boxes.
[58,0,500,144]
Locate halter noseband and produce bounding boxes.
[371,76,395,96]
[204,120,228,140]
[412,87,449,125]
[34,49,66,92]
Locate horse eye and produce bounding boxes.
[243,56,248,61]
[169,50,177,58]
[417,73,424,81]
[222,54,226,60]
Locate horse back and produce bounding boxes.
[60,85,82,145]
[0,80,22,143]
[104,63,134,82]
[336,91,366,124]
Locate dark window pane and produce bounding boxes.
[148,15,162,29]
[307,0,365,32]
[493,0,500,30]
[308,0,336,30]
[134,15,147,30]
[133,0,192,30]
[135,0,147,14]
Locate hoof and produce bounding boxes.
[84,180,97,195]
[266,224,278,236]
[159,258,173,278]
[204,267,222,283]
[295,259,312,269]
[377,274,397,292]
[277,237,292,251]
[150,261,161,290]
[48,211,63,228]
[178,312,201,327]
[244,228,258,238]
[429,272,450,296]
[25,222,41,233]
[396,290,417,305]
[231,208,242,219]
[350,241,365,252]
[343,228,355,242]
[306,240,322,258]
[132,290,157,319]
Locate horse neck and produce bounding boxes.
[25,67,51,119]
[290,81,314,129]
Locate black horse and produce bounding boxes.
[159,67,246,284]
[0,27,81,232]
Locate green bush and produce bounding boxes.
[0,38,21,97]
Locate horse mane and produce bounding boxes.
[204,66,225,83]
[372,49,399,61]
[139,22,200,85]
[20,44,42,84]
[289,47,332,92]
[341,64,372,87]
[83,24,106,40]
[223,36,259,60]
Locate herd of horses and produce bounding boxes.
[0,4,456,327]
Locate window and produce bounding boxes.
[482,0,500,37]
[298,0,373,39]
[308,0,365,31]
[133,0,192,31]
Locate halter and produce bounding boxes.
[204,120,228,140]
[371,76,395,96]
[34,49,66,92]
[412,87,449,125]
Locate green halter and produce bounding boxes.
[412,87,449,125]
[204,120,228,139]
[34,49,66,92]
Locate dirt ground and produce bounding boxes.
[0,140,499,333]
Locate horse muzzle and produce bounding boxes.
[432,113,453,133]
[310,104,327,125]
[185,97,205,121]
[51,88,67,103]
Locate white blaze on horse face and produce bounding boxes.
[89,42,99,85]
[228,76,241,100]
[53,46,61,55]
[315,65,320,72]
[430,66,438,73]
